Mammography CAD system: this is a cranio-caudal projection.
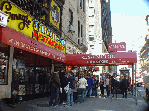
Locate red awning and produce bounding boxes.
[0,27,65,63]
[65,52,137,66]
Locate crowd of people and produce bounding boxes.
[49,69,99,107]
[49,69,133,108]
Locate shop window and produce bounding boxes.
[0,50,9,85]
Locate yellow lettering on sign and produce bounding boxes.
[0,0,66,53]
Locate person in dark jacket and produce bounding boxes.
[121,75,129,98]
[59,69,67,104]
[112,79,120,98]
[65,71,75,107]
[49,72,61,107]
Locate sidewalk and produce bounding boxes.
[0,88,148,111]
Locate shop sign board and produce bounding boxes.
[0,0,66,53]
[0,10,8,27]
[65,52,137,66]
[50,0,60,29]
[1,27,65,62]
[108,42,126,52]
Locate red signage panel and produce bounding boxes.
[1,27,65,62]
[108,42,126,52]
[65,52,137,66]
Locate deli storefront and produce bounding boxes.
[0,0,66,102]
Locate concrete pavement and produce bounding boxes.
[0,87,148,111]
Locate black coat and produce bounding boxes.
[59,72,67,88]
[121,78,129,88]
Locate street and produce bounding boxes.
[0,87,149,111]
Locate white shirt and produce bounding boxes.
[78,77,87,88]
[106,78,109,85]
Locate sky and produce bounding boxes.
[110,0,149,74]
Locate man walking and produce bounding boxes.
[77,75,87,103]
[65,71,75,107]
[49,72,61,107]
[121,75,129,98]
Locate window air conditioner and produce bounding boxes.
[68,25,75,33]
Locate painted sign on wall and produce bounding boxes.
[0,0,65,53]
[108,42,126,52]
[50,0,60,29]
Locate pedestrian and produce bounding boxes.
[73,76,78,103]
[49,72,61,107]
[84,75,89,97]
[11,87,18,107]
[86,75,94,97]
[92,75,96,96]
[77,75,87,103]
[100,74,105,96]
[106,76,110,97]
[65,71,75,107]
[59,69,67,105]
[121,75,129,98]
[112,79,120,98]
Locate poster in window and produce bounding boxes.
[18,85,26,95]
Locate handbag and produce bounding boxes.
[64,83,69,93]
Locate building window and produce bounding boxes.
[81,25,83,37]
[78,39,80,44]
[80,0,83,9]
[69,9,73,25]
[83,0,85,12]
[89,37,94,41]
[78,21,80,37]
[0,46,9,85]
[90,45,94,47]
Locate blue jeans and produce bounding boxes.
[49,87,59,106]
[85,88,92,97]
[67,88,74,106]
[77,88,86,103]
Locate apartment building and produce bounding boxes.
[86,0,113,75]
[62,0,87,54]
[62,0,88,74]
[139,15,149,75]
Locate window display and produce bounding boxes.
[0,52,8,85]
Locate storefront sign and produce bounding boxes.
[108,42,126,52]
[50,0,60,29]
[1,27,65,62]
[0,1,66,53]
[65,52,137,66]
[0,10,8,27]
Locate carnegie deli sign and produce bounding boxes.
[108,42,126,52]
[0,0,66,53]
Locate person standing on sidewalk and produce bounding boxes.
[65,71,75,107]
[59,69,67,105]
[73,76,78,103]
[106,76,110,97]
[84,75,89,97]
[49,72,61,107]
[77,75,87,103]
[121,75,129,98]
[100,74,105,96]
[85,75,93,97]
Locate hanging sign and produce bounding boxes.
[108,42,126,52]
[0,10,8,27]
